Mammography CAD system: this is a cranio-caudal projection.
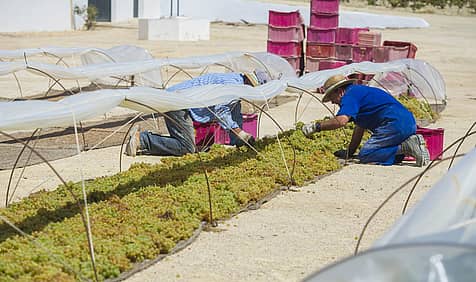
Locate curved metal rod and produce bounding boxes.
[80,49,117,64]
[401,130,476,215]
[354,153,467,255]
[5,129,40,207]
[287,85,352,163]
[401,71,433,111]
[88,113,142,152]
[0,130,99,281]
[162,65,194,88]
[294,93,304,125]
[406,66,440,109]
[25,66,75,97]
[121,99,217,226]
[111,75,132,89]
[79,122,87,150]
[9,135,40,206]
[42,52,72,95]
[0,58,24,98]
[42,51,71,67]
[199,65,210,76]
[119,121,139,173]
[449,122,476,170]
[241,98,297,186]
[212,62,236,73]
[12,72,24,98]
[243,53,273,78]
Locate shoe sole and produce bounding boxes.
[125,125,139,157]
[415,134,430,167]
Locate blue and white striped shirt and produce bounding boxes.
[166,73,244,130]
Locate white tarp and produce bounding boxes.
[0,80,287,131]
[306,148,476,281]
[158,0,429,29]
[0,51,297,89]
[376,148,476,247]
[288,59,446,102]
[0,49,446,132]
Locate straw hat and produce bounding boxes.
[244,69,270,87]
[321,74,355,103]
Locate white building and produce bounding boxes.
[0,0,160,32]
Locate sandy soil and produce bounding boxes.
[0,3,475,282]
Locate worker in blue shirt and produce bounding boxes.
[301,74,430,166]
[125,70,270,157]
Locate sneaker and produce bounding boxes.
[125,125,140,157]
[401,134,430,167]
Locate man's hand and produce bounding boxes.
[302,122,321,137]
[236,130,255,147]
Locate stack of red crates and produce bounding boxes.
[306,0,343,72]
[267,10,305,75]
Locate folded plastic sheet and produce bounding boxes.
[375,148,476,247]
[0,51,297,89]
[287,59,446,103]
[0,80,287,131]
[305,149,476,281]
[0,47,92,60]
[306,244,476,282]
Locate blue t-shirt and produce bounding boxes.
[337,84,413,131]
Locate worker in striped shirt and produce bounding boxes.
[125,70,270,157]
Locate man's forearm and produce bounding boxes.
[348,126,364,155]
[320,115,349,131]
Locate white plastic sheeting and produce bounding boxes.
[0,49,446,132]
[0,47,91,60]
[0,81,287,131]
[376,148,476,247]
[0,50,297,90]
[306,148,476,281]
[158,0,429,29]
[306,244,476,282]
[288,59,446,102]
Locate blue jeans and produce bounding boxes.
[358,110,416,165]
[139,103,244,156]
[227,101,243,146]
[140,110,196,156]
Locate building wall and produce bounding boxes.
[138,0,161,18]
[0,0,71,32]
[111,0,133,22]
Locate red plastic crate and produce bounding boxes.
[335,44,352,60]
[383,40,417,58]
[267,40,303,56]
[214,114,258,145]
[310,12,339,29]
[335,27,369,44]
[311,0,339,14]
[405,128,444,161]
[373,46,388,63]
[305,57,347,72]
[305,56,320,73]
[387,46,411,61]
[307,27,336,43]
[352,46,374,62]
[268,25,304,42]
[193,121,216,147]
[306,42,335,58]
[417,127,444,160]
[283,56,302,75]
[358,31,382,46]
[318,59,347,70]
[268,10,304,27]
